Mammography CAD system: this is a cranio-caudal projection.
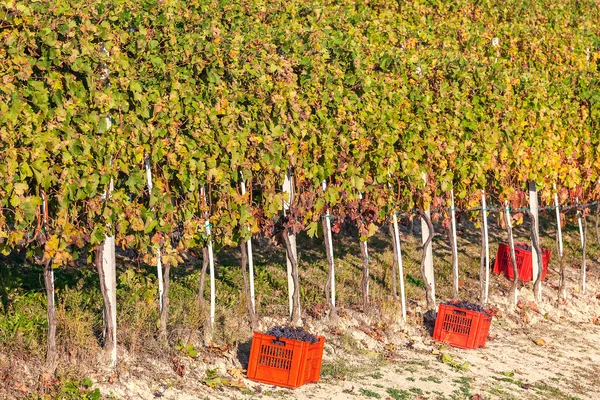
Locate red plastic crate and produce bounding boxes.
[493,243,551,282]
[247,332,325,388]
[433,302,493,349]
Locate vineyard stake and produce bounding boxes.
[322,181,336,307]
[145,157,164,312]
[99,43,118,367]
[554,186,566,300]
[450,189,459,299]
[482,190,490,304]
[240,174,255,312]
[504,201,519,307]
[577,198,584,248]
[359,192,369,305]
[206,221,216,327]
[201,186,216,328]
[392,212,407,323]
[529,181,541,301]
[577,198,586,294]
[101,153,117,367]
[282,172,299,318]
[554,186,563,258]
[421,174,436,304]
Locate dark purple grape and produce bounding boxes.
[443,300,492,316]
[266,325,319,344]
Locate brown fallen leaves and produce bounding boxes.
[172,356,185,377]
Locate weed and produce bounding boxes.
[452,376,473,399]
[53,378,101,400]
[359,388,381,398]
[386,387,411,400]
[421,375,442,383]
[409,387,424,395]
[406,360,429,366]
[340,332,361,355]
[321,360,366,379]
[406,274,424,288]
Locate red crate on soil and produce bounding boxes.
[247,332,325,388]
[493,243,551,282]
[433,302,494,349]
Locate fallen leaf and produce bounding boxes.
[227,368,245,380]
[527,301,540,314]
[229,379,247,390]
[533,338,546,346]
[441,353,454,365]
[203,377,227,388]
[172,356,185,377]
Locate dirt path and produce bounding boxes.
[91,230,600,400]
[97,280,600,400]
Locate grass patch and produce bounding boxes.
[386,388,411,400]
[421,375,442,383]
[409,387,424,395]
[359,388,381,398]
[452,376,473,399]
[321,359,366,380]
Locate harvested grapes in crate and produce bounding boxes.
[433,301,494,349]
[247,325,325,388]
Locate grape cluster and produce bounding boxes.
[515,244,531,251]
[266,325,319,344]
[444,300,493,316]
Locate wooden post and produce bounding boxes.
[482,190,490,304]
[201,186,216,328]
[577,198,584,248]
[392,212,407,323]
[40,190,57,373]
[282,171,299,319]
[103,153,117,368]
[145,157,164,312]
[102,236,117,367]
[554,187,566,300]
[577,198,587,294]
[358,192,370,309]
[504,201,519,307]
[240,174,255,312]
[322,181,336,307]
[554,186,563,258]
[450,189,459,299]
[529,181,541,300]
[421,174,435,304]
[99,45,117,367]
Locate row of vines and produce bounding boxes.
[1,0,599,374]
